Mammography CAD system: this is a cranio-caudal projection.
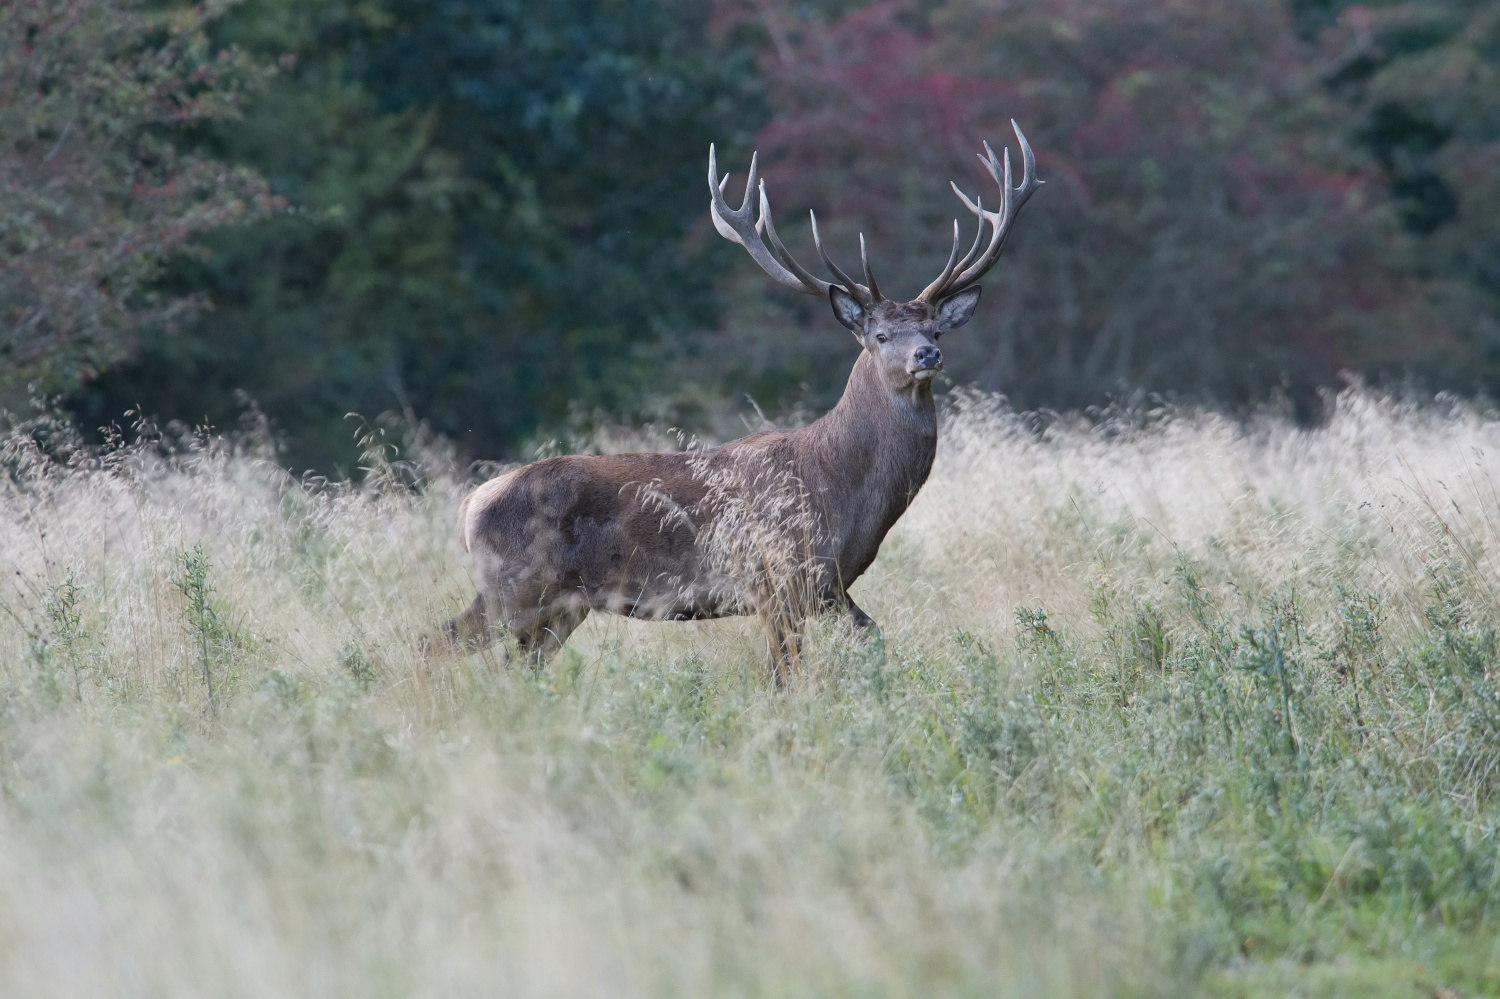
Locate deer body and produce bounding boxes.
[447,124,1042,672]
[450,344,937,654]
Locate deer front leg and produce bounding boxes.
[761,595,806,688]
[842,597,881,647]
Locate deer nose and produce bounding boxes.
[913,345,942,369]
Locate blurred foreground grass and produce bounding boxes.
[3,391,1500,997]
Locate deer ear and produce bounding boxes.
[936,286,982,331]
[829,285,866,333]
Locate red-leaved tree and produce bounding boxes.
[711,0,1453,412]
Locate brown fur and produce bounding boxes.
[445,297,962,677]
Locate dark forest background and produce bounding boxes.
[5,0,1499,472]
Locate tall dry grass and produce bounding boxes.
[2,389,1499,997]
[879,387,1500,643]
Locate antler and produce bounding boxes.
[709,145,880,305]
[918,120,1043,303]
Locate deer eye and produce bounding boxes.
[875,333,887,343]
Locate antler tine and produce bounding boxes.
[948,121,1043,289]
[758,182,832,295]
[920,220,961,301]
[918,193,989,301]
[918,120,1044,302]
[810,212,873,304]
[708,144,829,299]
[859,234,883,302]
[954,193,988,272]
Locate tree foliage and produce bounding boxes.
[1318,0,1500,384]
[0,0,278,403]
[73,0,764,471]
[21,0,1500,467]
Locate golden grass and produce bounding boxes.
[2,389,1499,996]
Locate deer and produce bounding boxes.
[445,121,1043,678]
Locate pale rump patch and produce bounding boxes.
[458,469,520,553]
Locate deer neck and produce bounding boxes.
[828,349,938,439]
[806,350,938,572]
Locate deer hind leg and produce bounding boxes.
[443,578,588,662]
[443,592,496,651]
[509,601,590,666]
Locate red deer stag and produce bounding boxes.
[446,121,1043,675]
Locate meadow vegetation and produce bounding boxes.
[3,389,1500,996]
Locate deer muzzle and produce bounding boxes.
[910,344,943,380]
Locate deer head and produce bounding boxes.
[708,121,1043,392]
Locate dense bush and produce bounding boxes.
[0,0,278,403]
